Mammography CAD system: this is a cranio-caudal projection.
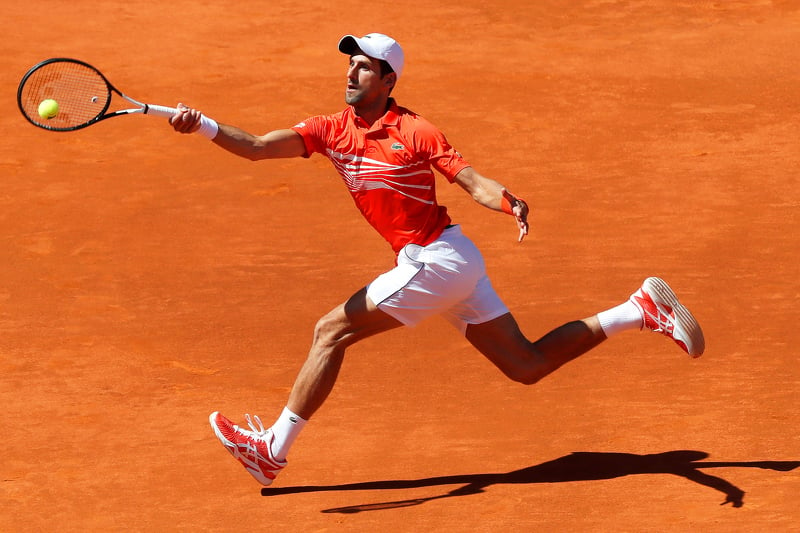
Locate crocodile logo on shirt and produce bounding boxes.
[391,142,405,150]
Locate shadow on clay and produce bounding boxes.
[260,450,798,513]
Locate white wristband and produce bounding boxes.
[197,116,219,140]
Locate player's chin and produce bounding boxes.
[344,91,361,105]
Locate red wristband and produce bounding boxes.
[501,194,525,215]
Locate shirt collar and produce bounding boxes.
[349,98,401,131]
[382,98,401,126]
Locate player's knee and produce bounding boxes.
[501,352,548,385]
[312,310,349,349]
[312,314,337,346]
[508,367,545,385]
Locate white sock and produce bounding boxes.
[270,407,307,462]
[597,300,643,338]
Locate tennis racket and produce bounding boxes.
[17,57,216,135]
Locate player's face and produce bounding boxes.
[345,54,388,107]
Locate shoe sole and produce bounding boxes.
[644,277,705,357]
[209,412,276,486]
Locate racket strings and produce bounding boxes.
[20,62,110,129]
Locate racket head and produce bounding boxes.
[17,58,114,131]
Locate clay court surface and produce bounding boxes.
[2,1,798,531]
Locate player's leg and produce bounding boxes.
[209,286,402,486]
[463,276,705,384]
[286,286,404,420]
[465,313,606,384]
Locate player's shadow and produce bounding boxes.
[261,450,798,513]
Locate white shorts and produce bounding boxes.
[366,225,509,334]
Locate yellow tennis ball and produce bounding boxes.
[38,99,59,120]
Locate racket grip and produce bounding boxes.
[145,104,219,139]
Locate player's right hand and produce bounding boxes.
[170,103,202,134]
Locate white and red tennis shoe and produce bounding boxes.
[209,411,287,486]
[630,277,705,357]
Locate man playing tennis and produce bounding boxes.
[169,33,705,487]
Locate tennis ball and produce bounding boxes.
[38,99,59,120]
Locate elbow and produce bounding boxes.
[244,151,264,162]
[245,139,270,161]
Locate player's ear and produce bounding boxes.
[384,72,397,91]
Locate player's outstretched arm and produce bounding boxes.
[454,166,529,242]
[169,104,306,160]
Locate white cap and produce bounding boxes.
[338,33,404,78]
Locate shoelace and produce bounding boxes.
[241,414,283,469]
[244,413,267,436]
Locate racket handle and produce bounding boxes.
[145,104,219,139]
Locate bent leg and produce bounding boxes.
[287,287,403,420]
[465,313,606,384]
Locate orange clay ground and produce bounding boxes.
[2,1,798,531]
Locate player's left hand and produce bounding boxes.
[502,188,529,242]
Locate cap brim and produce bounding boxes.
[338,35,360,55]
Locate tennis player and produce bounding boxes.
[169,33,705,486]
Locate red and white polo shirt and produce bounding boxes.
[292,100,471,254]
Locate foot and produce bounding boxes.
[209,411,287,486]
[630,277,705,357]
